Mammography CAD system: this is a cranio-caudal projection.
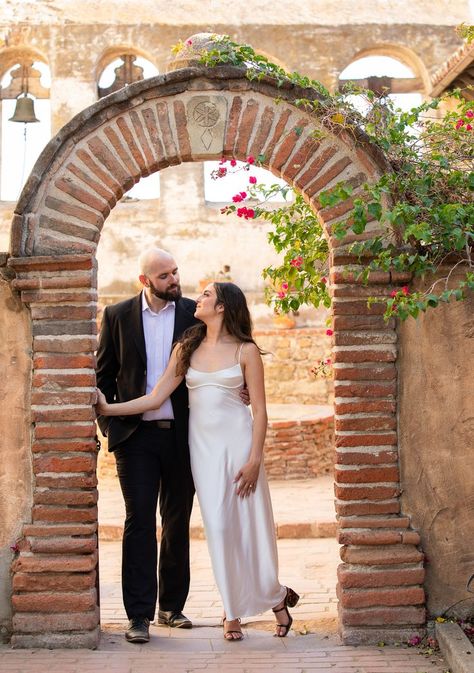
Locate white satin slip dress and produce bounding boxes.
[186,348,286,620]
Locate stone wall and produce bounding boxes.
[0,261,33,641]
[256,327,333,404]
[398,275,474,619]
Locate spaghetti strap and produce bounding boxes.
[237,342,245,364]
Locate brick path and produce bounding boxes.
[0,477,447,671]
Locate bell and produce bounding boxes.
[9,95,39,123]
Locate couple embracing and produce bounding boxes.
[96,248,299,643]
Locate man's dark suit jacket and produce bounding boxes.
[96,293,198,452]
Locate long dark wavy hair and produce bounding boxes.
[176,282,263,376]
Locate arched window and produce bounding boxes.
[97,54,160,200]
[1,59,51,201]
[339,55,423,114]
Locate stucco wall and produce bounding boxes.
[0,263,32,641]
[399,282,474,618]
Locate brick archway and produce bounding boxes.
[7,65,425,648]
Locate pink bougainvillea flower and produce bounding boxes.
[408,635,422,647]
[290,256,303,268]
[325,358,332,365]
[466,124,473,131]
[249,175,257,184]
[466,110,474,118]
[402,286,409,295]
[390,289,398,298]
[230,158,237,167]
[186,39,193,46]
[236,206,255,220]
[246,155,255,164]
[326,329,334,336]
[277,291,286,298]
[219,157,227,164]
[217,167,227,177]
[281,282,289,290]
[321,277,327,284]
[232,194,243,203]
[455,119,465,129]
[240,191,247,198]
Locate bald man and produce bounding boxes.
[96,249,198,643]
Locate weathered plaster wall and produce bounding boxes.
[399,278,474,618]
[0,264,32,640]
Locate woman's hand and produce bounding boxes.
[95,388,110,415]
[234,459,260,498]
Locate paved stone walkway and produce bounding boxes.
[0,478,448,671]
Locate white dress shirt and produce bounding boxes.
[141,291,175,420]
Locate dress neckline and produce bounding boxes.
[188,363,242,374]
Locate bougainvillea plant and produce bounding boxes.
[175,33,474,322]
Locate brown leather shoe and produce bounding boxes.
[157,610,192,628]
[125,617,150,643]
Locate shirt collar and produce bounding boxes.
[141,290,175,315]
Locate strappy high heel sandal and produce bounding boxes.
[272,587,300,637]
[222,617,243,641]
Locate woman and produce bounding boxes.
[96,282,299,640]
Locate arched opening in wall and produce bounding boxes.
[97,53,161,201]
[95,158,338,637]
[338,54,424,114]
[0,58,51,202]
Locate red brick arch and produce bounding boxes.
[7,66,425,648]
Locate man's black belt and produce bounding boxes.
[141,419,175,429]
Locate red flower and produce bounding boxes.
[217,166,227,177]
[232,194,243,203]
[467,124,473,131]
[240,191,247,198]
[321,277,327,284]
[290,256,303,268]
[281,282,289,290]
[466,110,474,118]
[277,291,286,298]
[325,358,332,365]
[236,206,255,220]
[402,286,409,295]
[249,176,257,184]
[230,159,237,167]
[186,39,193,46]
[456,119,465,129]
[390,289,398,298]
[326,329,334,336]
[246,155,255,164]
[219,157,227,164]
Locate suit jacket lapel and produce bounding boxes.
[130,293,147,365]
[173,299,191,343]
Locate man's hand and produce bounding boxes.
[239,384,250,406]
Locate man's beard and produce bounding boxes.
[148,279,182,302]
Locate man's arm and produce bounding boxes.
[95,307,119,435]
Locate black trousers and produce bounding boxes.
[114,422,195,620]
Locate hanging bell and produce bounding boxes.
[9,95,40,123]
